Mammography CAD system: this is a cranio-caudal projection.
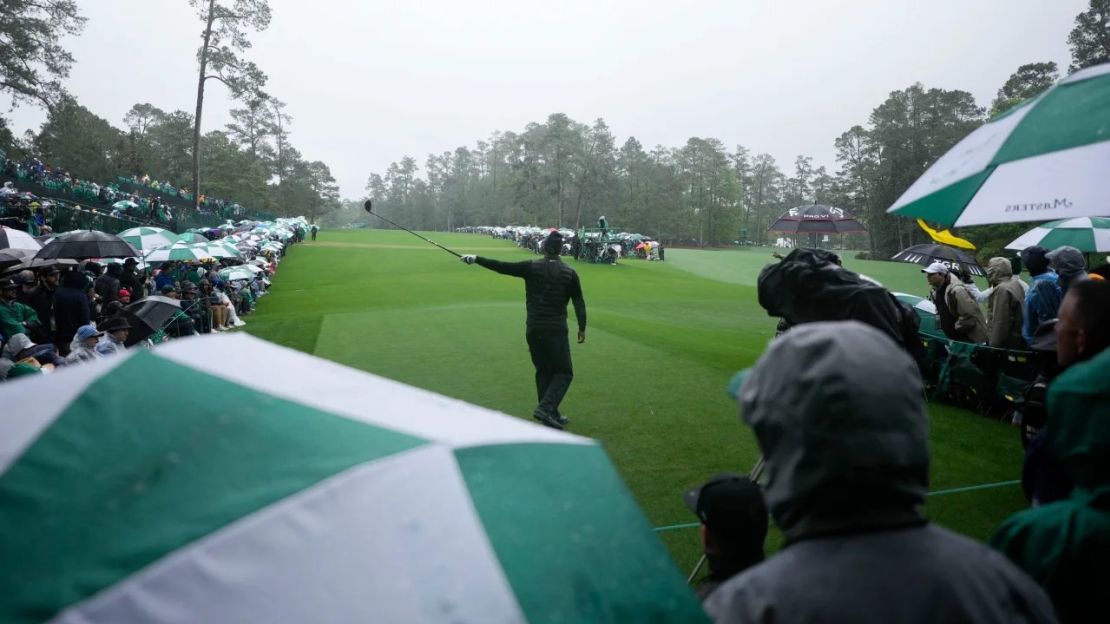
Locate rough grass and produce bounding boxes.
[246,229,1024,573]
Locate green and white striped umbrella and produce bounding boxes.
[200,241,243,259]
[218,266,255,282]
[888,62,1110,227]
[144,241,214,263]
[0,335,703,623]
[1004,216,1110,252]
[176,231,210,244]
[118,227,179,252]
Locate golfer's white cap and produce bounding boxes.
[922,262,949,275]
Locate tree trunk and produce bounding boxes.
[191,0,217,212]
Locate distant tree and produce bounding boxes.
[226,94,277,162]
[189,0,271,210]
[990,62,1059,116]
[0,1,85,109]
[33,97,123,181]
[1068,0,1110,71]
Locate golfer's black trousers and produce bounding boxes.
[526,329,573,417]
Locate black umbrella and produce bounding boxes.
[34,230,140,261]
[891,243,985,277]
[0,248,36,273]
[121,295,181,346]
[768,205,867,234]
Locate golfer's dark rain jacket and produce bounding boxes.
[475,257,586,333]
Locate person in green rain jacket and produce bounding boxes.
[991,282,1110,623]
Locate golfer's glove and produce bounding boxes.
[461,255,477,265]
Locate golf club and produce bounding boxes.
[363,200,461,258]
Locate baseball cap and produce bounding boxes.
[921,262,949,275]
[160,284,177,294]
[1,278,19,290]
[683,473,768,541]
[118,288,131,298]
[76,325,105,341]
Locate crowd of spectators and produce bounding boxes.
[680,249,1109,623]
[0,154,271,233]
[0,227,291,382]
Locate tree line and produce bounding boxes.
[0,0,340,222]
[363,0,1108,259]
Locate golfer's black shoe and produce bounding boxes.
[532,409,564,430]
[556,412,570,425]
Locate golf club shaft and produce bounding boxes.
[368,211,461,258]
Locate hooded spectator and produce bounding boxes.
[1046,246,1089,295]
[706,322,1055,624]
[53,270,92,355]
[65,325,104,363]
[993,280,1110,623]
[986,257,1027,349]
[1,332,64,368]
[1021,246,1063,346]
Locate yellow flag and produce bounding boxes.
[917,219,975,250]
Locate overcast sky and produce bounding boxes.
[6,0,1088,199]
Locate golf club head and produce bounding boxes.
[363,199,373,213]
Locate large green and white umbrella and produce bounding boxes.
[144,241,214,263]
[200,241,242,259]
[118,226,179,252]
[0,334,703,623]
[1004,216,1110,252]
[888,62,1110,227]
[218,266,255,282]
[176,231,210,244]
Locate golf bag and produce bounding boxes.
[758,248,926,370]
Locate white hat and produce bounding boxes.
[921,262,949,275]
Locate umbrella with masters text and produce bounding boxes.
[887,61,1110,226]
[0,333,705,623]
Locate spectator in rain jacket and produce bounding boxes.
[992,281,1110,623]
[119,258,144,300]
[706,322,1055,624]
[95,317,130,356]
[986,257,1026,349]
[0,277,40,341]
[65,325,104,363]
[53,270,92,356]
[925,262,989,343]
[1047,246,1089,295]
[94,263,122,305]
[1021,246,1062,346]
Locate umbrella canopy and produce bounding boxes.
[768,205,866,233]
[176,231,210,244]
[145,242,214,263]
[120,295,182,346]
[201,242,243,259]
[0,248,35,273]
[892,292,941,336]
[218,266,255,282]
[891,243,986,277]
[1004,216,1110,253]
[888,62,1110,227]
[34,230,140,261]
[118,226,179,252]
[0,334,703,623]
[0,226,42,251]
[111,200,139,210]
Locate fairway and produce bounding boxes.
[246,229,1027,571]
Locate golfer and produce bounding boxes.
[462,231,586,430]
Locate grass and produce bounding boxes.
[245,229,1025,573]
